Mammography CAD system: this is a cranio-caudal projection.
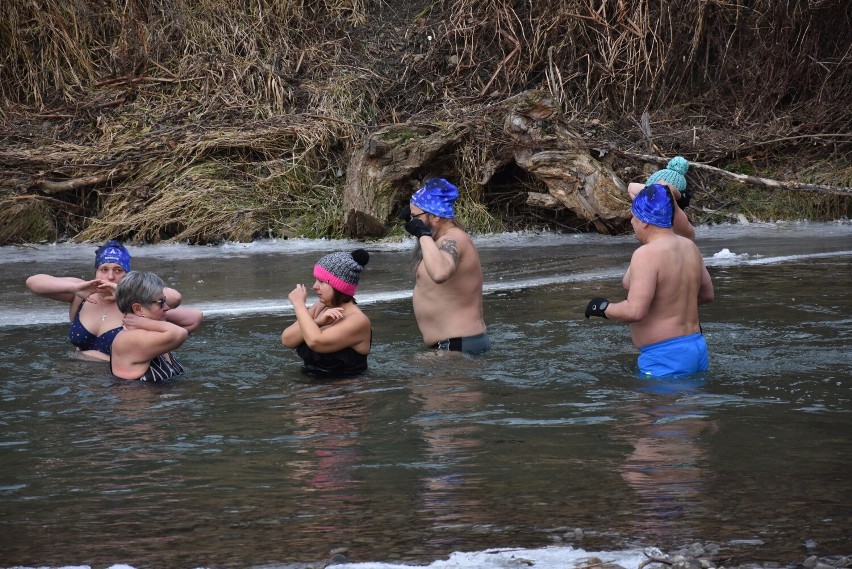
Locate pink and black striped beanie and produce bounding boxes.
[313,249,370,296]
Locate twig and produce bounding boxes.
[8,194,84,210]
[736,133,852,150]
[614,149,852,197]
[35,168,133,194]
[478,30,521,96]
[638,555,672,569]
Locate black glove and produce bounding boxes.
[405,217,432,239]
[677,191,690,209]
[398,205,412,222]
[585,297,609,319]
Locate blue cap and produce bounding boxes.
[632,184,674,228]
[410,178,459,219]
[645,156,688,193]
[94,240,131,272]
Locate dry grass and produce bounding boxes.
[0,0,849,243]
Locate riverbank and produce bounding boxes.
[1,1,849,245]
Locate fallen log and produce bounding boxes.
[614,150,852,197]
[34,168,132,194]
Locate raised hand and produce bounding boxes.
[315,307,345,327]
[74,279,106,302]
[398,205,412,222]
[585,297,609,319]
[96,280,118,300]
[405,217,432,238]
[288,284,308,307]
[122,313,150,330]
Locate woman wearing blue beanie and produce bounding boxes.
[25,240,199,361]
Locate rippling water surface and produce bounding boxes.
[0,222,850,569]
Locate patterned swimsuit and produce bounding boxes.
[68,302,121,356]
[111,352,185,383]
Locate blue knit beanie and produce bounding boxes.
[632,184,674,228]
[645,156,688,193]
[410,178,458,219]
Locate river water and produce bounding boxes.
[0,222,850,569]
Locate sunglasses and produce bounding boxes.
[149,297,168,309]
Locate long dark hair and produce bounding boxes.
[330,289,355,306]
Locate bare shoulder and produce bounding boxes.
[436,228,469,261]
[631,242,655,260]
[438,227,474,249]
[349,308,372,328]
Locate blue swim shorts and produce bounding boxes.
[637,333,709,378]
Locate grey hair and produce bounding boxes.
[116,271,166,313]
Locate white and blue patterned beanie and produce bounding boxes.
[410,178,459,219]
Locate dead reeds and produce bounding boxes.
[0,0,849,243]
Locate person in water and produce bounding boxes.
[585,184,714,377]
[281,249,372,377]
[110,271,202,382]
[628,156,695,241]
[399,178,490,355]
[25,241,198,361]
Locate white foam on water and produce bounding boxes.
[329,546,646,569]
[6,545,649,569]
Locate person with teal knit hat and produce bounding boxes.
[584,184,715,378]
[628,156,695,240]
[646,156,689,202]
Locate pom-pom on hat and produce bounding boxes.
[95,240,131,272]
[645,156,689,193]
[410,178,459,219]
[313,249,370,296]
[632,184,674,228]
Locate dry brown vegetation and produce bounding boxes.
[1,0,850,244]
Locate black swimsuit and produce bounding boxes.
[296,343,368,378]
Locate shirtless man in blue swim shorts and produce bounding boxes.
[399,178,490,355]
[585,183,714,377]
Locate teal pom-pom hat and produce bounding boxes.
[645,156,689,193]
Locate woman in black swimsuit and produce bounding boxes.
[110,271,202,382]
[281,249,372,378]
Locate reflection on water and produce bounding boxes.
[616,381,714,540]
[0,226,851,567]
[407,357,486,532]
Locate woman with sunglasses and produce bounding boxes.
[110,271,202,382]
[25,240,197,362]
